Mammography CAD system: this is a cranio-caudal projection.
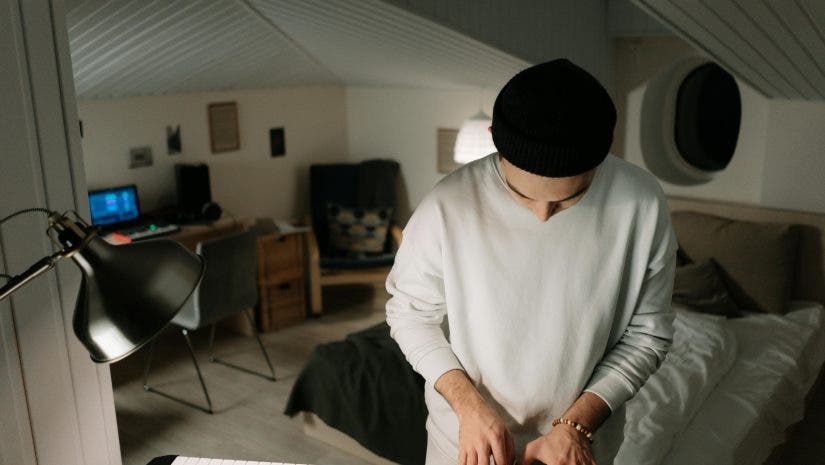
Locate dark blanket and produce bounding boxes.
[284,322,428,465]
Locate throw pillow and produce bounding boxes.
[671,211,800,314]
[326,203,393,255]
[676,247,692,267]
[673,259,742,318]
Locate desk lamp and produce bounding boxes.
[0,208,203,363]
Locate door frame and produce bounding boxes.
[0,1,121,464]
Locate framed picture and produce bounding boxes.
[129,146,153,168]
[208,102,240,153]
[437,127,462,173]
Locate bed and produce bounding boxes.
[284,195,825,465]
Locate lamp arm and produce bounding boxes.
[0,250,67,302]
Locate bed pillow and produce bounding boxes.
[676,247,692,267]
[671,211,800,314]
[673,259,742,318]
[326,203,393,255]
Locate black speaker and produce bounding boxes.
[175,163,221,222]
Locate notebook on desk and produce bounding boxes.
[148,456,310,465]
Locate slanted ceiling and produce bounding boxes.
[382,0,613,86]
[633,0,825,100]
[67,0,529,100]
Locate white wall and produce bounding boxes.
[79,39,825,222]
[78,86,348,221]
[345,86,499,211]
[761,100,825,213]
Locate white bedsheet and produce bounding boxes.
[614,308,737,465]
[661,301,825,465]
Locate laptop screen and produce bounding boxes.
[88,185,140,227]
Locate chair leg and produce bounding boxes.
[208,323,218,363]
[183,329,214,413]
[246,308,277,381]
[142,339,156,390]
[208,309,276,381]
[143,329,214,414]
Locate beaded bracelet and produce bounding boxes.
[552,417,594,443]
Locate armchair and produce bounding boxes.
[305,159,405,315]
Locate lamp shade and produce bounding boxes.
[453,110,497,164]
[71,235,203,363]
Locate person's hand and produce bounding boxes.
[517,423,595,465]
[455,397,515,465]
[434,370,515,465]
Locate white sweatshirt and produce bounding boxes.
[385,152,678,464]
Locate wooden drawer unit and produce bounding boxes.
[257,232,307,332]
[259,232,303,274]
[260,277,305,330]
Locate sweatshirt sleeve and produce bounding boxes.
[385,196,464,387]
[583,193,678,413]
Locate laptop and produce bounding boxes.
[88,185,179,241]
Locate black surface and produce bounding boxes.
[146,455,177,465]
[175,163,212,214]
[309,163,360,256]
[674,62,741,172]
[284,322,428,465]
[270,127,286,157]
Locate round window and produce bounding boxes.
[639,58,742,185]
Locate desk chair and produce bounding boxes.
[142,229,276,414]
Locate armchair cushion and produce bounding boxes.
[326,203,393,254]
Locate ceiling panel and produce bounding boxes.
[66,0,529,100]
[245,0,528,90]
[633,0,825,100]
[67,0,340,99]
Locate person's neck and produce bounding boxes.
[498,154,594,221]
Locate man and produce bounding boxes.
[385,58,678,465]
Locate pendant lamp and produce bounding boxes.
[453,110,497,164]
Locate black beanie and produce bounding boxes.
[491,58,616,178]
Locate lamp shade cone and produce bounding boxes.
[453,110,497,164]
[71,235,203,363]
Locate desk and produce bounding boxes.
[108,217,309,335]
[164,217,253,251]
[105,218,258,335]
[103,218,253,250]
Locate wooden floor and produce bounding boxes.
[112,285,825,465]
[112,285,389,465]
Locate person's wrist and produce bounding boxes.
[435,369,488,420]
[453,387,487,420]
[552,417,594,443]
